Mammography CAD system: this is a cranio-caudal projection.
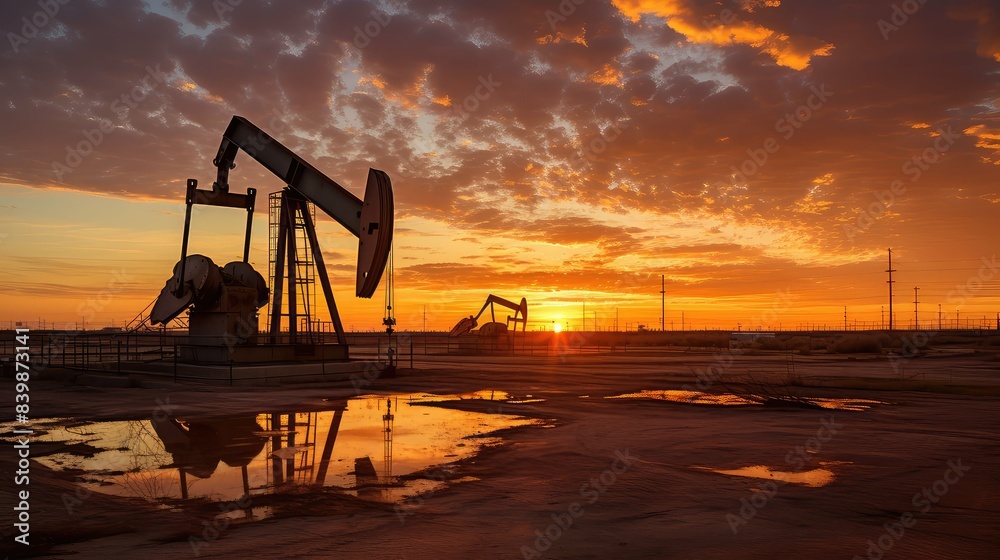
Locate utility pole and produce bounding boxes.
[681,311,685,331]
[938,304,942,330]
[423,305,426,332]
[844,306,847,331]
[660,274,665,332]
[582,301,585,331]
[913,287,919,330]
[886,248,896,331]
[881,306,885,329]
[616,308,619,332]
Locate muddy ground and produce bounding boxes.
[2,349,999,559]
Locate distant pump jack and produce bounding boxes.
[450,295,528,337]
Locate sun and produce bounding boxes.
[553,322,563,333]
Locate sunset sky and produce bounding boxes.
[1,0,998,331]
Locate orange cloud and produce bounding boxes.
[963,124,1000,164]
[589,63,624,86]
[611,0,833,70]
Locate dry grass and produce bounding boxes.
[827,335,884,354]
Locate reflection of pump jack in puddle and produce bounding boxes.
[264,399,397,497]
[384,398,394,482]
[266,406,347,488]
[353,397,396,500]
[152,416,267,517]
[151,401,397,507]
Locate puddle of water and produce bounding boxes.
[803,398,887,410]
[1,393,538,509]
[404,389,545,405]
[694,463,845,487]
[607,390,755,406]
[606,390,884,410]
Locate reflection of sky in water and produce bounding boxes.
[693,463,847,487]
[10,393,539,504]
[607,390,755,406]
[606,390,885,410]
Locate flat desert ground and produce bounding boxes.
[2,347,999,559]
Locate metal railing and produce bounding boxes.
[7,328,993,384]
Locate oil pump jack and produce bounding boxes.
[449,294,528,336]
[149,116,393,363]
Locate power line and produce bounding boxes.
[660,274,665,332]
[886,248,896,331]
[892,259,980,264]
